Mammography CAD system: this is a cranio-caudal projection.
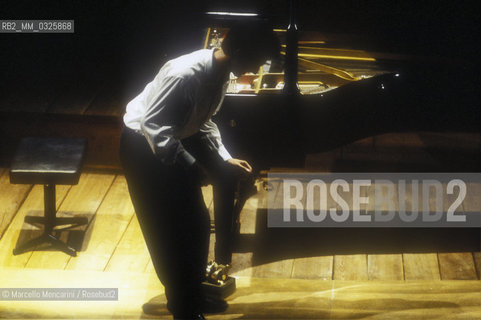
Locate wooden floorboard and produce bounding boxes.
[65,175,135,271]
[144,257,156,274]
[403,253,441,280]
[463,181,481,280]
[201,185,214,216]
[368,254,404,280]
[0,169,32,240]
[104,214,150,273]
[366,183,404,280]
[474,252,481,280]
[200,185,216,264]
[0,184,71,268]
[252,258,295,279]
[333,254,368,280]
[249,178,295,279]
[437,183,478,280]
[0,268,479,319]
[438,252,478,280]
[0,268,159,319]
[234,179,266,243]
[208,233,216,263]
[333,183,368,280]
[230,180,265,276]
[291,256,334,280]
[401,181,442,280]
[24,172,115,270]
[330,280,481,320]
[0,168,479,282]
[231,252,254,277]
[463,181,481,250]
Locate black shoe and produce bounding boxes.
[201,296,228,314]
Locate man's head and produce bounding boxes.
[221,22,280,77]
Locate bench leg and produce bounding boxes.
[24,216,89,230]
[13,233,77,256]
[12,184,86,257]
[13,234,50,255]
[44,184,56,233]
[47,233,77,256]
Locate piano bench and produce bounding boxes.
[9,137,88,257]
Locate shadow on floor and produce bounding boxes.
[13,210,95,254]
[233,209,480,266]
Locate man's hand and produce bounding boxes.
[226,158,252,174]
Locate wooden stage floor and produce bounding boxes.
[0,167,480,319]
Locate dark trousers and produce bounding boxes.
[119,127,237,317]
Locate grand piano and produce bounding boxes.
[201,7,480,255]
[204,7,480,171]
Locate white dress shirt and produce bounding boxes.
[123,48,232,167]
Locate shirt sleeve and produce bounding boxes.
[140,76,196,167]
[199,118,232,161]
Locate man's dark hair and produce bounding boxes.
[221,21,280,60]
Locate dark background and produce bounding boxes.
[1,0,480,103]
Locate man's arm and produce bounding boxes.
[200,119,252,173]
[199,118,232,161]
